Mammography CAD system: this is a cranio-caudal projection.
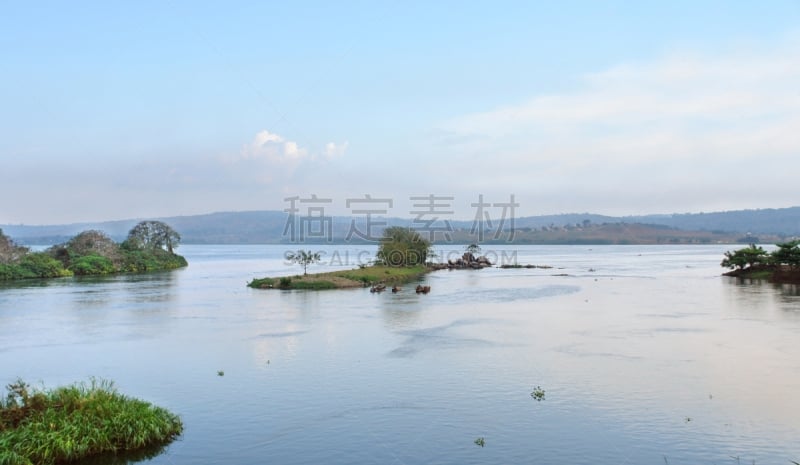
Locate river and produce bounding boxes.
[1,245,798,464]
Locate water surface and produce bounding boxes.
[1,245,798,464]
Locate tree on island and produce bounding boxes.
[286,250,322,275]
[720,244,769,270]
[376,227,431,267]
[465,243,482,255]
[125,221,181,253]
[0,229,29,264]
[771,240,800,268]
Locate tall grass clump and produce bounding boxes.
[0,378,183,465]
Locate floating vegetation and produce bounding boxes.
[0,378,182,465]
[474,437,485,447]
[530,386,545,401]
[217,370,225,377]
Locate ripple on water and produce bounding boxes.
[433,284,581,305]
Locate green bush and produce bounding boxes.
[69,255,116,275]
[376,227,431,267]
[0,264,24,281]
[121,248,187,273]
[17,253,71,279]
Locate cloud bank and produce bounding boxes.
[436,37,800,214]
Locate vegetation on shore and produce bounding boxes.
[721,240,800,283]
[248,264,429,289]
[0,221,187,281]
[0,378,183,465]
[250,227,433,290]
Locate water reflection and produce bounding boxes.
[724,276,800,318]
[77,441,174,465]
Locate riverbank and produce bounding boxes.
[248,265,429,290]
[723,265,800,284]
[0,379,183,465]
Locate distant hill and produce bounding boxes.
[509,207,800,235]
[2,206,798,245]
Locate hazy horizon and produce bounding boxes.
[3,204,799,229]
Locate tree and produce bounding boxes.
[49,230,122,268]
[465,243,482,255]
[376,227,431,267]
[721,244,769,270]
[0,229,29,264]
[125,221,181,253]
[771,240,800,268]
[286,250,322,275]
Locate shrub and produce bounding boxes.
[0,264,24,281]
[69,254,116,275]
[17,253,71,279]
[376,227,431,267]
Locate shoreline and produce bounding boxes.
[723,265,800,284]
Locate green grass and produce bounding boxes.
[288,280,339,290]
[336,265,427,283]
[0,379,183,465]
[248,265,429,290]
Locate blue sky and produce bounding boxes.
[2,1,799,224]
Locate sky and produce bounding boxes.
[1,1,799,224]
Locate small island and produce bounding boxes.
[0,221,187,281]
[0,378,183,465]
[249,228,493,290]
[721,241,800,284]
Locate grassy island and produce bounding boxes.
[248,264,429,289]
[250,227,434,290]
[0,221,187,282]
[0,379,183,465]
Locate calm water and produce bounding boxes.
[1,245,799,464]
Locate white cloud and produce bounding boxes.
[322,141,349,159]
[241,130,309,163]
[434,36,800,213]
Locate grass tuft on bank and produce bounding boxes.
[0,378,183,465]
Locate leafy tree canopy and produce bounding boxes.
[125,221,181,253]
[376,227,431,267]
[721,244,769,270]
[286,250,322,275]
[771,240,800,268]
